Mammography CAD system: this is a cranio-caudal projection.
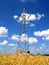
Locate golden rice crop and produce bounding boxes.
[0,53,49,65]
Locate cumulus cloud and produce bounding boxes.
[20,34,38,43]
[0,40,8,45]
[45,36,49,40]
[41,43,47,48]
[14,15,18,20]
[28,43,49,54]
[34,29,49,36]
[11,33,38,44]
[11,34,28,43]
[28,37,38,44]
[20,33,28,43]
[8,43,17,46]
[37,48,45,54]
[34,29,49,40]
[29,47,37,54]
[37,13,44,20]
[11,34,19,41]
[42,36,49,40]
[37,43,49,54]
[0,27,8,37]
[14,13,44,25]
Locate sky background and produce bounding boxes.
[0,0,49,54]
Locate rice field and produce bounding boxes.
[0,53,49,65]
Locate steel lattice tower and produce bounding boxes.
[15,8,30,53]
[18,8,29,51]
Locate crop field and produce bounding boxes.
[0,53,49,65]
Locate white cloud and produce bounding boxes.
[42,37,45,40]
[20,34,38,44]
[45,36,49,40]
[30,46,45,54]
[14,15,18,20]
[0,27,8,37]
[37,13,44,20]
[11,34,38,44]
[41,43,47,48]
[8,43,17,46]
[34,29,49,36]
[37,43,49,54]
[29,43,49,54]
[37,48,45,54]
[29,23,35,27]
[28,37,38,44]
[42,36,49,40]
[14,13,44,25]
[11,34,19,41]
[20,33,28,43]
[27,14,36,21]
[0,40,8,45]
[39,47,43,50]
[34,29,49,40]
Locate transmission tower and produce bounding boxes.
[15,8,31,53]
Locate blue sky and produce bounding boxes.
[0,0,49,54]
